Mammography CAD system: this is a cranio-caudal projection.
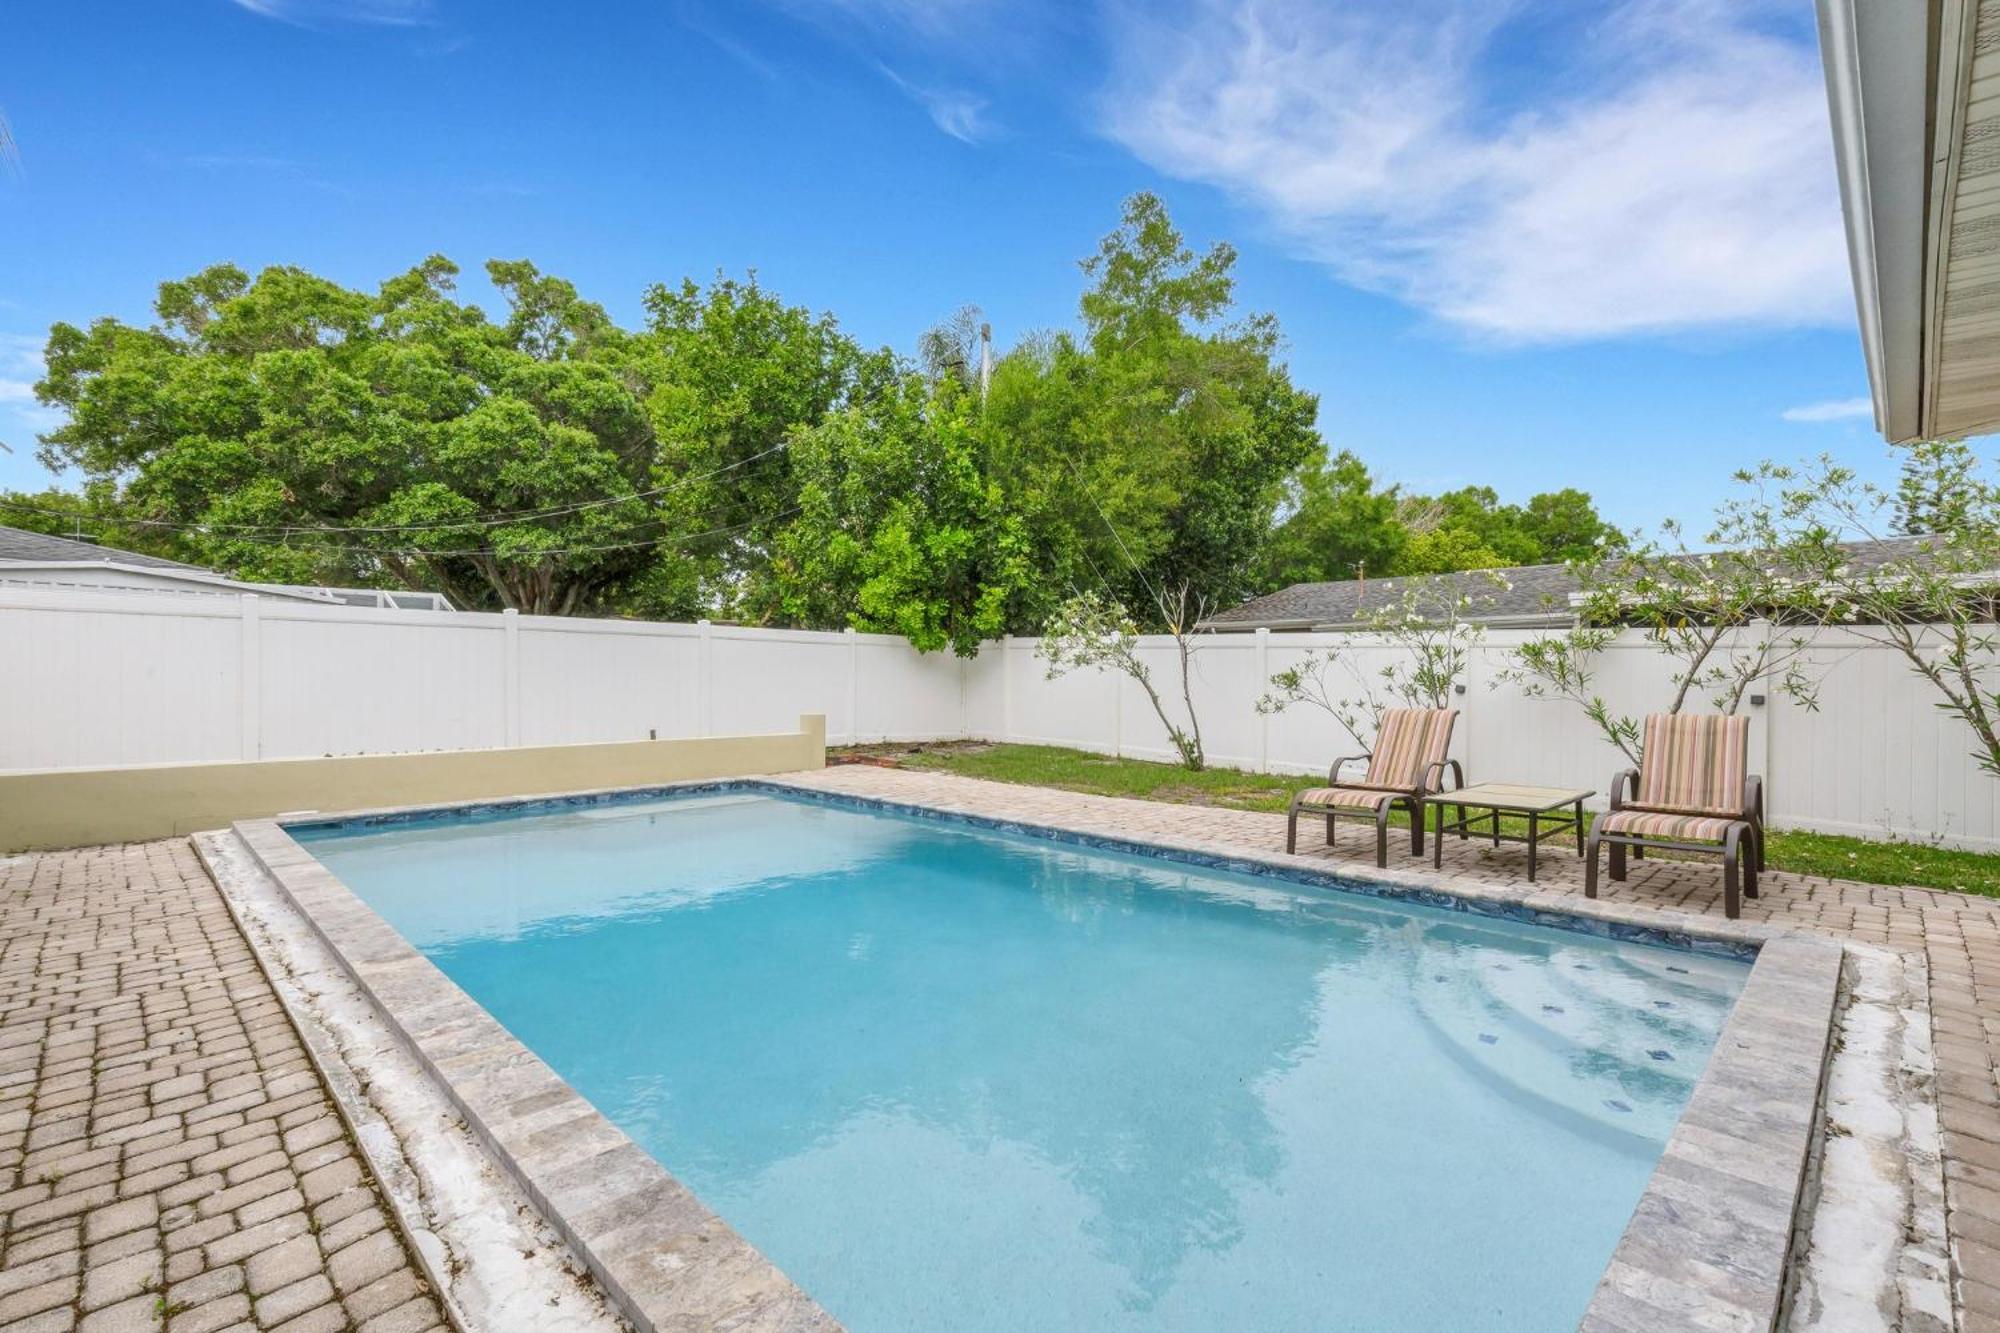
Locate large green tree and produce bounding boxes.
[981,193,1320,627]
[773,375,1030,655]
[23,195,1611,643]
[34,258,874,615]
[1254,448,1407,587]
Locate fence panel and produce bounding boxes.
[517,619,700,747]
[0,592,242,769]
[4,587,1998,848]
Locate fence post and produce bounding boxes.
[501,608,522,748]
[238,594,262,761]
[1255,628,1271,773]
[846,627,861,746]
[1002,638,1015,743]
[697,620,714,737]
[1747,619,1773,798]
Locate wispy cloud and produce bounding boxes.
[877,64,991,143]
[675,4,782,83]
[1781,396,1873,423]
[804,0,995,45]
[176,152,354,197]
[1101,0,1848,342]
[753,0,1014,142]
[0,333,43,377]
[0,334,60,442]
[228,0,431,26]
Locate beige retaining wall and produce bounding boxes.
[0,714,826,853]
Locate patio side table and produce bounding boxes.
[1430,783,1594,882]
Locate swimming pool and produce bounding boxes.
[289,784,1751,1332]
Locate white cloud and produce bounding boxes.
[1781,396,1873,423]
[876,63,992,142]
[1101,0,1850,341]
[787,0,998,45]
[0,380,34,404]
[0,333,42,377]
[228,0,431,26]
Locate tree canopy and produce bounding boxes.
[15,192,1617,646]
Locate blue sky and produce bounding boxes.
[0,0,1894,533]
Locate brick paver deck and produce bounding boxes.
[796,762,2000,1333]
[0,840,447,1333]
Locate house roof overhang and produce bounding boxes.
[1818,0,2000,443]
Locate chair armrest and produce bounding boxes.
[1421,758,1465,795]
[1328,753,1371,785]
[1608,769,1639,811]
[1744,774,1764,825]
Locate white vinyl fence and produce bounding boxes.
[3,585,1995,849]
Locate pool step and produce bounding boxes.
[1406,945,1728,1151]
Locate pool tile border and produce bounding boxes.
[289,777,1771,960]
[253,775,1843,1333]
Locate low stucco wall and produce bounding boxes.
[0,714,827,853]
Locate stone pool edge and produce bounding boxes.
[231,812,843,1333]
[248,774,1843,1333]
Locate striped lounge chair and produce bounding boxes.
[1286,708,1461,867]
[1584,713,1766,918]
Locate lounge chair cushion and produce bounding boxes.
[1636,713,1749,817]
[1295,786,1400,812]
[1596,808,1743,843]
[1365,708,1458,789]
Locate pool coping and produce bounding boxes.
[238,774,1845,1333]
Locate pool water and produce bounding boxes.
[295,788,1749,1333]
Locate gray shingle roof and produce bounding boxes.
[1204,536,1940,631]
[1206,564,1580,630]
[0,523,214,573]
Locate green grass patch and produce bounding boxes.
[842,741,2000,899]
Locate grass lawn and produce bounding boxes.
[836,741,2000,899]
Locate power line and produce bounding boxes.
[1059,452,1165,611]
[0,441,790,538]
[1,496,801,563]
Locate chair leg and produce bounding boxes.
[1631,844,1645,861]
[1286,805,1298,855]
[1585,832,1601,898]
[1375,809,1390,868]
[1609,841,1627,882]
[1408,799,1424,856]
[1325,811,1336,846]
[1722,828,1742,919]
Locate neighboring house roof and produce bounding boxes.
[1204,536,1940,632]
[0,524,213,573]
[1205,564,1580,631]
[0,523,455,611]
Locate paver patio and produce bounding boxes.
[6,763,2000,1331]
[0,840,447,1333]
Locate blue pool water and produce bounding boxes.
[295,788,1749,1332]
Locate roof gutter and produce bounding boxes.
[1198,618,1319,633]
[1815,0,1945,444]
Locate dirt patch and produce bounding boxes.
[830,741,995,766]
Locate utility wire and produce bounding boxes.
[211,506,801,561]
[1059,452,1165,612]
[0,441,790,537]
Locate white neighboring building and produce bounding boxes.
[0,524,454,611]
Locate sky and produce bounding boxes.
[0,0,1903,534]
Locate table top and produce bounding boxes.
[1440,782,1594,812]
